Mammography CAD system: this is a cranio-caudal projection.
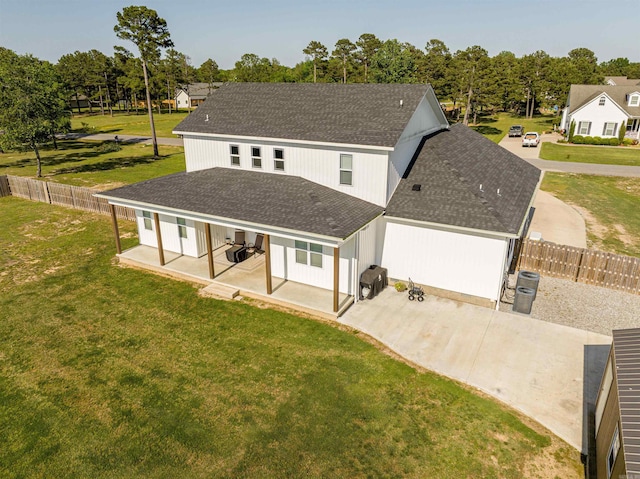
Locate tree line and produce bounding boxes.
[2,5,639,176]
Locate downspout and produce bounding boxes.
[353,231,360,303]
[495,238,511,310]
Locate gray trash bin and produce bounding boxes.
[513,286,535,314]
[516,271,540,299]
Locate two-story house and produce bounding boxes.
[561,79,640,141]
[97,83,540,315]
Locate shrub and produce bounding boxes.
[80,122,97,134]
[571,135,585,144]
[95,141,121,153]
[619,123,626,144]
[609,138,621,146]
[568,120,576,142]
[622,138,634,146]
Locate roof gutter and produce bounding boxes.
[94,193,381,248]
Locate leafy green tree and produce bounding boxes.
[302,41,328,83]
[568,120,576,142]
[422,39,452,100]
[197,58,220,85]
[57,51,91,114]
[115,5,173,158]
[370,39,416,83]
[452,46,492,125]
[519,50,551,118]
[490,51,520,112]
[333,38,356,83]
[113,46,144,113]
[234,53,273,82]
[0,48,70,177]
[355,33,381,83]
[567,47,601,84]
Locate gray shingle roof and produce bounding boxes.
[386,124,540,235]
[100,168,383,239]
[613,328,640,475]
[568,84,640,117]
[176,82,223,99]
[173,82,432,147]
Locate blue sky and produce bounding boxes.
[1,0,638,69]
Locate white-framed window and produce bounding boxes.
[599,97,606,106]
[230,145,240,166]
[578,121,591,136]
[603,122,617,136]
[251,146,262,168]
[142,211,152,230]
[274,148,285,171]
[629,94,640,107]
[294,240,323,268]
[607,425,621,478]
[177,217,187,239]
[339,153,352,186]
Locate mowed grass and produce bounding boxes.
[540,142,640,166]
[71,111,189,138]
[0,140,185,188]
[542,173,640,257]
[0,198,582,478]
[470,112,558,143]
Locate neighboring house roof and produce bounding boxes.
[386,124,540,235]
[173,82,434,148]
[99,168,383,240]
[612,328,640,476]
[605,76,640,86]
[176,82,223,100]
[567,84,640,118]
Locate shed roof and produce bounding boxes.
[386,124,540,235]
[613,328,640,476]
[173,82,433,148]
[567,85,640,117]
[99,168,383,240]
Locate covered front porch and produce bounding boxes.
[117,243,353,318]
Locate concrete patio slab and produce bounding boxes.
[339,287,611,452]
[529,190,587,248]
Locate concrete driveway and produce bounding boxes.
[339,288,611,452]
[530,191,587,248]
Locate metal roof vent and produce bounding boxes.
[400,99,404,107]
[412,184,421,191]
[205,114,209,122]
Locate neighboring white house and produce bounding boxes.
[561,81,640,140]
[97,83,540,314]
[175,82,223,109]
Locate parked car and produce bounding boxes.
[522,132,540,147]
[508,125,524,137]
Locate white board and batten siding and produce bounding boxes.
[175,90,190,109]
[269,235,356,295]
[568,95,629,138]
[387,92,449,203]
[381,219,508,303]
[136,210,207,258]
[183,136,390,207]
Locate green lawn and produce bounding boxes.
[0,198,582,478]
[542,174,640,257]
[0,140,185,188]
[540,142,640,166]
[470,112,559,143]
[71,111,190,138]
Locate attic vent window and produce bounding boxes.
[599,97,605,106]
[412,184,421,191]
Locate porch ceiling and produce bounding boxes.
[97,168,382,240]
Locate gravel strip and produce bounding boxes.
[499,274,640,336]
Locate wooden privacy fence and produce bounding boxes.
[1,175,135,221]
[517,238,640,295]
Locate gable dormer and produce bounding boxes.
[628,92,640,107]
